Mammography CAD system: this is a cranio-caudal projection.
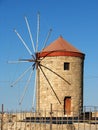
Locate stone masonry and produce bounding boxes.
[36,55,84,116]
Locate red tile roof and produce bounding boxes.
[42,36,81,53]
[38,36,85,59]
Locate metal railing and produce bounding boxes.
[0,106,98,130]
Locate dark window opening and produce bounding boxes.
[64,62,70,70]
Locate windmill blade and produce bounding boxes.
[39,65,61,104]
[40,63,71,85]
[19,70,34,105]
[36,12,40,52]
[19,58,41,63]
[19,58,35,62]
[10,65,33,87]
[32,54,36,60]
[32,69,37,110]
[7,60,30,64]
[14,29,33,56]
[24,16,35,52]
[41,28,52,50]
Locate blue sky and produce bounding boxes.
[0,0,98,110]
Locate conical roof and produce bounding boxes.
[38,36,85,59]
[42,36,81,53]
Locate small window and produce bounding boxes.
[64,62,70,70]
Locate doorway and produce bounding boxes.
[64,97,71,115]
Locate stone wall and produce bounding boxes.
[36,56,84,116]
[1,111,98,130]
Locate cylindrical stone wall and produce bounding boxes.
[36,55,84,116]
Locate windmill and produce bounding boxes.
[9,13,63,111]
[9,13,84,116]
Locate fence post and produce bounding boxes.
[1,104,4,130]
[50,104,53,130]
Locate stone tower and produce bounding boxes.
[37,36,85,116]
